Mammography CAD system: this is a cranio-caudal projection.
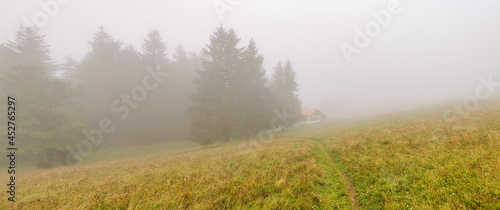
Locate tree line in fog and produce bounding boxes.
[0,25,301,166]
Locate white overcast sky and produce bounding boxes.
[2,0,500,118]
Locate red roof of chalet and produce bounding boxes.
[301,108,318,116]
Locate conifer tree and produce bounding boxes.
[142,29,168,71]
[78,26,122,89]
[173,44,189,71]
[271,60,302,128]
[232,39,273,137]
[75,27,123,135]
[190,26,278,144]
[118,44,142,85]
[283,60,302,124]
[190,26,243,144]
[6,26,52,68]
[60,55,79,86]
[0,26,86,156]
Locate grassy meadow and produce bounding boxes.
[1,100,499,209]
[298,103,500,209]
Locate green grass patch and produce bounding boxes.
[309,140,352,209]
[300,101,500,209]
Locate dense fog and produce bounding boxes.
[1,0,499,164]
[2,1,499,118]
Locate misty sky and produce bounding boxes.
[2,0,500,118]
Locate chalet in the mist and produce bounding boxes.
[300,108,326,124]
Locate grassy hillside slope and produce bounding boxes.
[296,101,500,209]
[2,139,351,209]
[1,100,499,209]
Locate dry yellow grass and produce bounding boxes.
[1,138,350,209]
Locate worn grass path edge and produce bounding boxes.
[311,139,360,209]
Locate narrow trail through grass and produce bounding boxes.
[339,170,359,209]
[313,140,360,209]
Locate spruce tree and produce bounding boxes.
[190,26,242,144]
[271,60,302,128]
[283,60,302,124]
[142,29,168,71]
[233,39,273,137]
[0,26,86,156]
[85,27,122,66]
[172,44,189,71]
[60,55,79,86]
[272,61,286,101]
[190,26,283,144]
[78,26,122,89]
[118,44,142,85]
[6,26,52,69]
[75,27,123,136]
